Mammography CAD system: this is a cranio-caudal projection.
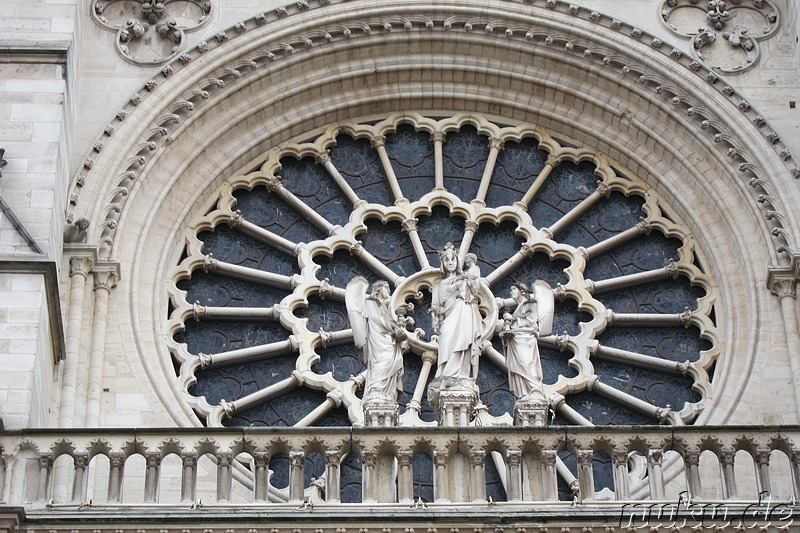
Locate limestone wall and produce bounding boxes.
[0,0,798,431]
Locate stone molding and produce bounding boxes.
[67,0,800,261]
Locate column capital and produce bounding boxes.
[91,265,119,291]
[265,174,283,193]
[401,217,419,232]
[69,256,94,277]
[487,137,505,151]
[398,451,413,466]
[767,256,800,298]
[430,131,446,143]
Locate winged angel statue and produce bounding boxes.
[500,281,555,403]
[345,277,406,405]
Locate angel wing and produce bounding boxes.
[533,280,554,336]
[345,276,370,349]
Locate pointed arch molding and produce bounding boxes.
[69,0,796,425]
[72,0,798,261]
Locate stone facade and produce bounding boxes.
[0,0,800,530]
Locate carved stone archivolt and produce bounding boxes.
[660,0,780,74]
[91,0,212,65]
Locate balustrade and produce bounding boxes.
[1,426,799,509]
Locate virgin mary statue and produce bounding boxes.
[430,243,482,381]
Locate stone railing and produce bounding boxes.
[2,426,799,510]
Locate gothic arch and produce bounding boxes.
[68,0,798,426]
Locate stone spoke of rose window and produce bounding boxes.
[225,210,302,256]
[587,375,674,423]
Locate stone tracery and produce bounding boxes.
[166,113,719,430]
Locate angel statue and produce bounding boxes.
[500,281,554,404]
[345,277,405,406]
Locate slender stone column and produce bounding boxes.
[397,451,414,503]
[202,339,298,369]
[790,451,800,500]
[324,450,340,503]
[349,241,401,286]
[179,454,197,503]
[548,181,612,237]
[295,394,338,427]
[582,218,652,259]
[192,303,281,321]
[612,449,630,500]
[228,211,298,255]
[458,219,480,263]
[253,452,270,502]
[647,449,665,499]
[431,131,445,190]
[594,344,689,376]
[401,217,430,269]
[434,451,449,502]
[577,450,594,502]
[405,351,436,416]
[755,449,771,495]
[588,259,679,294]
[71,453,88,503]
[60,256,93,427]
[107,453,124,503]
[143,453,161,503]
[289,451,305,503]
[474,138,504,204]
[37,455,52,502]
[589,376,672,422]
[84,269,118,426]
[371,136,405,202]
[684,450,702,499]
[265,175,337,234]
[1,454,13,503]
[720,449,737,499]
[362,450,376,503]
[221,374,300,415]
[768,276,800,409]
[516,154,561,208]
[485,243,536,286]
[316,150,362,207]
[470,451,486,502]
[216,453,232,503]
[202,255,300,291]
[542,451,559,501]
[506,450,522,501]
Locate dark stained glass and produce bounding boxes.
[442,125,489,200]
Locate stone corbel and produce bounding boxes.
[767,255,800,298]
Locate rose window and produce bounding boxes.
[167,113,718,434]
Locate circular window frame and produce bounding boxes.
[166,112,720,428]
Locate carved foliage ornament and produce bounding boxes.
[660,0,779,74]
[92,0,212,65]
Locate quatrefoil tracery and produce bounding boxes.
[91,0,212,65]
[167,113,719,430]
[661,0,780,75]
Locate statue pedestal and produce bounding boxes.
[363,397,399,427]
[428,377,479,426]
[514,390,549,427]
